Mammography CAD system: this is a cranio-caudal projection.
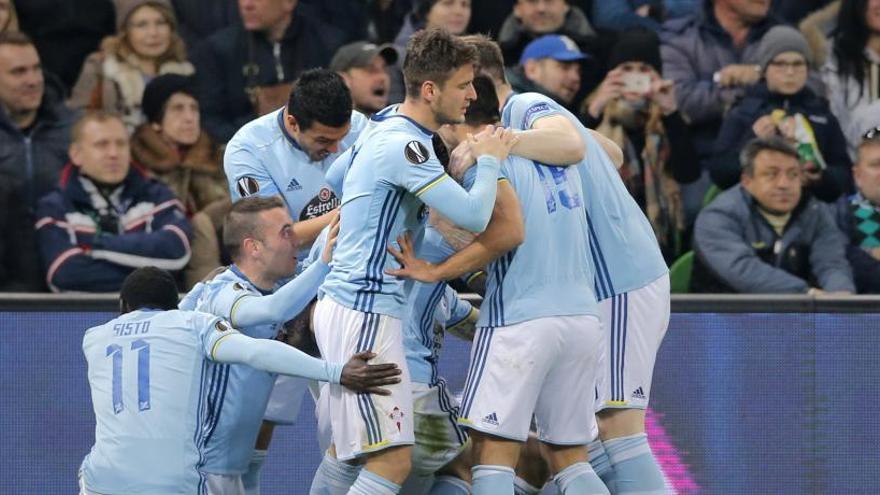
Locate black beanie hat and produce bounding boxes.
[607,29,663,73]
[142,74,196,124]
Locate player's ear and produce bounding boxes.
[286,113,300,133]
[421,80,436,103]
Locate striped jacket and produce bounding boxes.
[35,164,192,292]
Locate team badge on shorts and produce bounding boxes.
[390,406,405,432]
[236,177,260,197]
[404,141,430,165]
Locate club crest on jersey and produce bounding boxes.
[404,141,430,165]
[236,177,260,197]
[389,406,405,432]
[300,187,339,220]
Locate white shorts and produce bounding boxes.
[458,315,602,445]
[205,473,245,494]
[263,374,310,424]
[597,274,670,411]
[314,381,333,455]
[411,379,469,475]
[313,297,414,461]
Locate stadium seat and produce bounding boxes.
[669,251,694,294]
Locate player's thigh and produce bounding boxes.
[411,380,468,476]
[534,315,602,446]
[459,323,554,443]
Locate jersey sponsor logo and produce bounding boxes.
[631,387,646,400]
[389,406,405,432]
[236,177,260,197]
[404,140,430,165]
[482,412,499,426]
[286,177,302,191]
[300,187,339,220]
[215,320,231,332]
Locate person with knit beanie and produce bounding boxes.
[712,25,853,203]
[69,0,194,132]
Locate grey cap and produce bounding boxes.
[757,25,812,71]
[329,42,398,72]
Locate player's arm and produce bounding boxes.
[292,209,337,251]
[415,128,514,233]
[512,114,585,165]
[224,143,282,200]
[231,217,339,326]
[388,179,524,283]
[211,332,401,395]
[444,286,479,342]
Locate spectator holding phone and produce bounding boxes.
[582,29,699,261]
[712,25,852,202]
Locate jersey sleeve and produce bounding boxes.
[195,313,241,360]
[504,93,562,131]
[204,280,254,327]
[392,136,451,197]
[223,140,281,200]
[444,286,474,329]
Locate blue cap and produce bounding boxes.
[519,35,588,65]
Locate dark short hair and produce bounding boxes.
[0,31,34,49]
[287,69,352,131]
[120,267,179,311]
[465,75,500,126]
[739,137,799,176]
[222,196,287,261]
[403,28,478,98]
[460,34,508,85]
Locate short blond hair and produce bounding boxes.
[71,111,126,143]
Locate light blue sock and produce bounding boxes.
[588,438,615,489]
[553,462,610,495]
[348,469,401,495]
[472,465,515,495]
[242,449,268,495]
[603,433,666,495]
[538,481,560,494]
[430,475,471,494]
[514,476,541,495]
[309,454,361,495]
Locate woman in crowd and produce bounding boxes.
[583,29,700,262]
[69,0,194,132]
[822,0,880,158]
[714,25,852,202]
[0,0,18,33]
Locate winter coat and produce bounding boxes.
[659,0,778,167]
[711,82,852,202]
[35,164,192,292]
[130,125,228,215]
[692,185,854,293]
[833,193,880,294]
[0,176,43,291]
[69,47,195,133]
[194,5,345,142]
[0,92,77,209]
[822,44,880,159]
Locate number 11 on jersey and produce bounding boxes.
[106,339,152,414]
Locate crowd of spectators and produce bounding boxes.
[0,0,879,296]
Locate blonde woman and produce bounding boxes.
[70,0,194,132]
[0,0,18,33]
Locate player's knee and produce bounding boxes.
[597,408,645,439]
[539,442,588,475]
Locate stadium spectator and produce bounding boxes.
[498,0,597,66]
[300,0,369,44]
[131,74,227,216]
[35,112,191,293]
[712,25,852,203]
[583,29,699,262]
[834,127,880,293]
[330,41,397,116]
[592,1,701,31]
[661,0,778,217]
[0,0,17,33]
[69,0,194,133]
[509,34,586,109]
[15,0,116,92]
[799,1,840,68]
[0,32,77,209]
[0,175,42,291]
[195,0,345,143]
[692,137,855,294]
[822,0,880,159]
[388,0,472,103]
[771,0,836,24]
[168,0,239,55]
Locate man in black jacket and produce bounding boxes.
[834,129,880,294]
[194,0,345,143]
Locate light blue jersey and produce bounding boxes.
[320,107,502,318]
[464,155,597,327]
[81,309,238,494]
[402,226,475,384]
[501,93,668,299]
[224,108,368,260]
[181,266,280,475]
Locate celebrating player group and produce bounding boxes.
[80,28,671,495]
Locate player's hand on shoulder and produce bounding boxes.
[321,210,341,264]
[340,351,402,395]
[385,232,439,283]
[448,141,476,181]
[467,125,517,162]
